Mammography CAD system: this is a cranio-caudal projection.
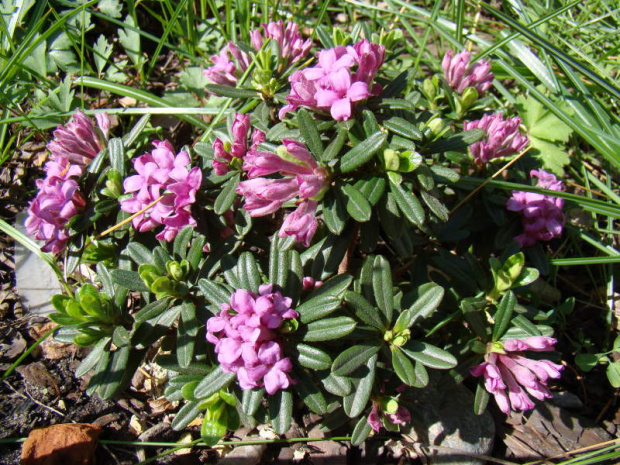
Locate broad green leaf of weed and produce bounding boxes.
[516,93,574,175]
[163,90,200,107]
[179,67,209,97]
[22,35,47,77]
[93,35,113,75]
[98,0,122,18]
[118,15,143,66]
[105,59,129,83]
[48,32,79,73]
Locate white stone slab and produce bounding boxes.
[14,212,61,314]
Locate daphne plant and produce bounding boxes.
[24,19,576,451]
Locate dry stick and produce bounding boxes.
[450,146,531,215]
[95,195,164,240]
[524,437,620,465]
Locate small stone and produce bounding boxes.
[402,380,494,465]
[21,423,102,465]
[552,392,583,410]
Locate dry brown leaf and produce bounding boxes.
[21,423,102,465]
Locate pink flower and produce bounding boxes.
[280,39,384,121]
[25,111,109,254]
[206,285,298,394]
[47,110,108,166]
[250,21,312,65]
[368,401,411,432]
[470,337,563,414]
[237,140,329,246]
[25,177,86,254]
[204,21,311,88]
[211,113,265,176]
[302,277,323,291]
[442,50,493,94]
[507,170,565,247]
[279,200,318,247]
[120,140,202,241]
[464,113,529,165]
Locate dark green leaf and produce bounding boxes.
[355,176,386,206]
[126,243,154,267]
[302,316,357,341]
[98,345,130,399]
[474,382,490,415]
[322,190,347,235]
[171,400,201,430]
[214,174,240,215]
[343,354,377,418]
[390,180,425,226]
[344,291,385,330]
[187,235,206,270]
[511,315,542,337]
[372,255,393,323]
[363,110,380,134]
[296,295,342,323]
[242,388,264,416]
[322,373,352,396]
[575,353,599,372]
[492,291,516,341]
[341,183,372,222]
[198,279,231,308]
[292,367,327,414]
[307,274,352,300]
[425,129,485,154]
[391,346,417,386]
[269,390,293,435]
[412,361,429,388]
[332,343,381,376]
[107,137,125,176]
[110,269,150,292]
[420,191,449,222]
[173,226,194,260]
[297,344,332,370]
[134,297,173,323]
[237,252,261,292]
[394,283,444,332]
[351,415,372,446]
[339,131,387,173]
[322,128,347,161]
[76,337,110,377]
[384,116,423,140]
[297,109,324,160]
[177,318,195,369]
[194,367,236,399]
[401,340,457,369]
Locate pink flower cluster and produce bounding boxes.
[368,400,411,432]
[212,113,265,175]
[464,113,529,165]
[237,140,329,246]
[120,141,202,241]
[470,337,563,414]
[442,49,493,95]
[204,21,312,87]
[280,39,385,121]
[507,170,565,247]
[206,284,298,395]
[25,111,108,254]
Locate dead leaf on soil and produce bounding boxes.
[0,330,27,359]
[21,423,102,465]
[16,362,60,396]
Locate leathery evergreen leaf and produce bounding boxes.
[402,340,457,369]
[339,131,387,173]
[332,343,381,376]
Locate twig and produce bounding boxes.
[3,380,66,418]
[450,146,531,214]
[523,438,620,465]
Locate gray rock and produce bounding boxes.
[223,441,267,465]
[14,212,60,315]
[403,381,494,465]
